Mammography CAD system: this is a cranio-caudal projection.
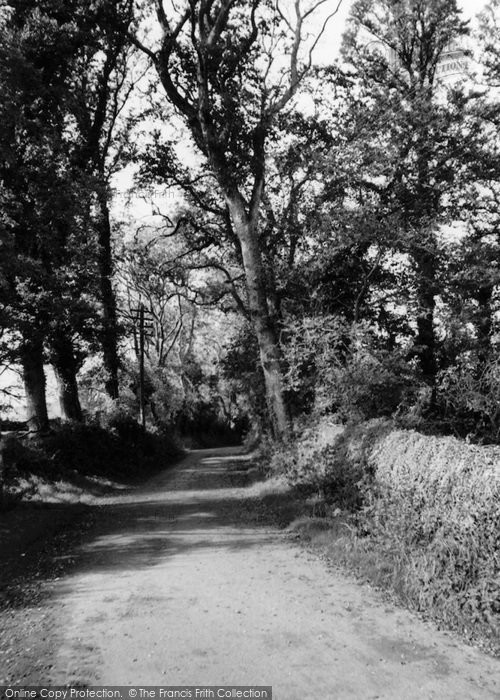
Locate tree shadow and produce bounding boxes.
[0,448,297,610]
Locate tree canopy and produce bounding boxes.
[2,0,500,445]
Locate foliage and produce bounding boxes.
[273,420,500,648]
[3,0,500,464]
[269,419,388,505]
[365,427,500,642]
[283,316,416,422]
[220,322,267,429]
[435,358,500,442]
[0,420,182,508]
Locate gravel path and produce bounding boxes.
[1,447,499,698]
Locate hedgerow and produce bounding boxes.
[365,429,500,641]
[0,420,182,508]
[270,419,500,649]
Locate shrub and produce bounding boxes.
[282,316,415,422]
[0,420,182,509]
[364,430,500,638]
[270,419,390,508]
[436,358,500,442]
[272,420,500,647]
[43,421,181,476]
[268,417,345,495]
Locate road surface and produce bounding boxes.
[0,447,499,698]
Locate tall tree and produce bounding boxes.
[342,0,472,395]
[130,0,338,438]
[68,0,138,400]
[0,3,78,430]
[478,0,500,86]
[0,1,113,426]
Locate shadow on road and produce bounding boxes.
[0,447,297,610]
[60,449,281,575]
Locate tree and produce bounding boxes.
[0,1,131,426]
[130,0,339,439]
[478,0,500,87]
[0,3,80,430]
[68,0,139,400]
[341,0,473,395]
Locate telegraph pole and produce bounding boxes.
[138,303,145,432]
[128,302,153,432]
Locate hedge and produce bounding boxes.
[272,419,500,648]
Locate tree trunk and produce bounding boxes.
[51,334,83,422]
[412,143,439,389]
[226,195,291,440]
[413,244,438,386]
[21,338,50,433]
[476,285,493,368]
[96,186,120,399]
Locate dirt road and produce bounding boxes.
[1,448,499,698]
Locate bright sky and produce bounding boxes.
[112,0,488,211]
[314,0,486,61]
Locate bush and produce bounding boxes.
[364,429,500,638]
[45,421,181,476]
[282,316,416,422]
[435,358,500,443]
[0,420,182,508]
[271,420,500,647]
[270,419,389,508]
[268,417,343,493]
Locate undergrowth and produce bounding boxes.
[0,417,182,508]
[269,418,500,654]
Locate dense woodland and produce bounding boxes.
[1,0,500,446]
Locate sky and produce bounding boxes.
[112,0,488,210]
[314,0,486,62]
